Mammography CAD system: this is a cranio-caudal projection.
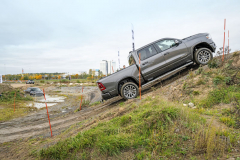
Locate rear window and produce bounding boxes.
[137,45,157,61]
[128,54,136,66]
[32,88,41,91]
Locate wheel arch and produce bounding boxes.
[117,77,139,95]
[192,42,214,55]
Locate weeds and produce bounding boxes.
[39,97,206,159]
[193,91,200,95]
[220,116,236,127]
[40,80,45,83]
[208,58,221,69]
[213,75,224,85]
[232,51,240,57]
[196,79,205,85]
[198,86,240,108]
[196,67,203,75]
[0,90,33,103]
[90,101,101,106]
[195,123,226,159]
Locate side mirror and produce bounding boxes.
[175,40,180,44]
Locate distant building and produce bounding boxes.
[108,60,116,74]
[100,60,108,75]
[95,69,99,76]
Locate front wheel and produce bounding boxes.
[120,82,139,100]
[194,48,213,65]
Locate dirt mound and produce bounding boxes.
[0,83,14,93]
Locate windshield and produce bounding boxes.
[128,53,136,66]
[32,88,41,91]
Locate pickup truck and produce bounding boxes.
[97,33,216,100]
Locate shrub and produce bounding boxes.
[196,67,203,75]
[0,90,33,102]
[196,79,205,85]
[193,91,200,95]
[60,79,68,83]
[40,80,45,83]
[208,58,220,68]
[224,77,231,84]
[233,51,240,57]
[213,76,224,85]
[198,86,240,108]
[220,117,236,127]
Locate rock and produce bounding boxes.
[174,128,180,133]
[183,104,187,107]
[188,102,194,108]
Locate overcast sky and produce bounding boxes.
[0,0,240,75]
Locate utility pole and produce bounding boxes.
[132,24,135,51]
[4,64,6,81]
[222,19,226,61]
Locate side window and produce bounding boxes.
[155,39,175,51]
[137,45,157,61]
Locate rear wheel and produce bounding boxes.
[194,48,213,65]
[120,82,139,100]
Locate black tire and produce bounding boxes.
[194,48,213,65]
[118,79,132,96]
[120,82,139,100]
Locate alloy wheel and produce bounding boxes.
[197,50,211,63]
[123,84,137,99]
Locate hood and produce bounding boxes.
[182,33,208,41]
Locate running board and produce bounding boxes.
[142,62,193,90]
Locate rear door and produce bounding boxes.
[154,39,189,71]
[138,44,165,81]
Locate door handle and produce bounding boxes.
[142,61,148,65]
[164,52,169,56]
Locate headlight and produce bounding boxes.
[206,34,212,40]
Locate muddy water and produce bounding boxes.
[0,86,103,144]
[52,86,102,104]
[27,95,66,109]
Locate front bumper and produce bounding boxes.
[210,42,216,52]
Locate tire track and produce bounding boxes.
[0,64,199,143]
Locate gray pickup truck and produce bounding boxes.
[97,33,216,100]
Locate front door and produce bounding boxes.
[154,39,189,71]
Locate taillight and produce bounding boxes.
[97,82,106,91]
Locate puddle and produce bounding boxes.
[27,102,58,109]
[27,94,66,109]
[32,94,66,103]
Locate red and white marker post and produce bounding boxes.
[79,86,84,111]
[43,89,53,137]
[139,53,141,100]
[228,30,229,55]
[14,92,16,112]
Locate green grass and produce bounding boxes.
[197,85,240,108]
[220,116,236,127]
[0,90,33,103]
[39,97,206,159]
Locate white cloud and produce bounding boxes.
[0,0,240,74]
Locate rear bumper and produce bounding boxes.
[102,92,112,100]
